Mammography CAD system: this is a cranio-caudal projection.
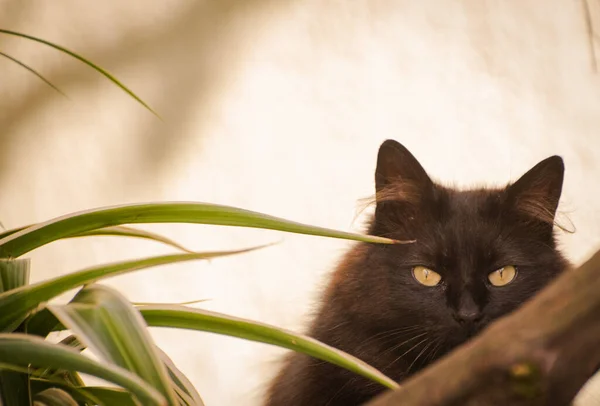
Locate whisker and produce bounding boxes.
[355,325,424,354]
[407,338,436,373]
[427,337,445,364]
[381,331,428,357]
[385,336,429,370]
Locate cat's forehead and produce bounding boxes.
[421,187,508,263]
[444,187,504,213]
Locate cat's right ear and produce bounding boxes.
[375,139,433,202]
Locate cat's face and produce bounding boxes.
[365,140,568,355]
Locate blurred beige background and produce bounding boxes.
[1,1,599,405]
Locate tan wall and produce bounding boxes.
[1,1,599,404]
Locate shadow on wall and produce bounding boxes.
[0,0,277,189]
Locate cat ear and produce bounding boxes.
[506,155,564,223]
[375,139,433,199]
[372,140,433,235]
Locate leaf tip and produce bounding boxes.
[392,238,416,245]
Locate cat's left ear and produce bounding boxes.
[506,155,564,221]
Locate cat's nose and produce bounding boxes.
[453,310,483,326]
[454,293,482,327]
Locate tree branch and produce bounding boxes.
[366,248,600,406]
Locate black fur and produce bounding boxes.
[265,140,570,406]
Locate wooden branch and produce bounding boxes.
[366,248,600,406]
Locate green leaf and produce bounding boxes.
[0,246,265,331]
[0,29,158,116]
[49,285,178,406]
[31,336,86,387]
[0,51,67,96]
[0,369,30,406]
[73,386,138,406]
[0,258,30,293]
[0,259,31,331]
[19,304,398,391]
[33,388,78,406]
[76,226,196,253]
[30,378,138,406]
[139,305,399,390]
[29,330,202,406]
[156,347,204,406]
[0,333,166,405]
[23,308,63,338]
[132,298,209,306]
[30,332,202,406]
[0,202,401,258]
[0,225,195,253]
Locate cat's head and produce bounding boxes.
[362,139,569,348]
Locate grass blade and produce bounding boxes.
[0,333,166,405]
[0,29,157,116]
[0,246,266,331]
[49,285,178,405]
[0,225,195,253]
[0,202,401,258]
[139,305,399,390]
[0,51,66,96]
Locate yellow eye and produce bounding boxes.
[488,265,517,286]
[412,266,442,287]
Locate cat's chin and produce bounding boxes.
[445,324,484,347]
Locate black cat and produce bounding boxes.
[265,139,570,406]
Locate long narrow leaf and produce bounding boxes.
[20,303,399,390]
[30,379,138,406]
[0,225,194,253]
[28,329,202,406]
[31,336,86,387]
[0,369,30,406]
[0,258,30,293]
[132,298,210,306]
[0,202,401,258]
[31,332,202,406]
[0,259,31,331]
[0,246,266,331]
[0,29,157,116]
[77,226,196,253]
[0,334,165,405]
[0,51,66,96]
[33,388,78,406]
[156,347,204,406]
[49,285,178,405]
[29,368,122,406]
[27,330,203,406]
[139,305,399,390]
[24,308,63,338]
[0,226,28,240]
